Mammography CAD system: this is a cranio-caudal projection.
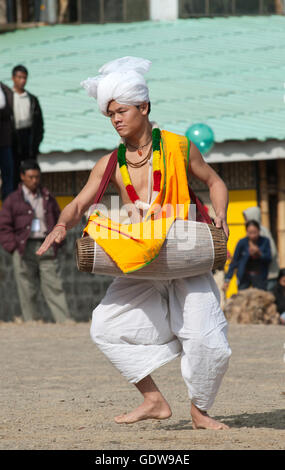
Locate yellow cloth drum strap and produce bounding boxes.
[84,130,191,273]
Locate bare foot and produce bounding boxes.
[115,398,172,424]
[191,403,229,430]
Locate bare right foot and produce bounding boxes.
[114,397,172,424]
[191,403,229,430]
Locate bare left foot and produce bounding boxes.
[191,403,229,430]
[114,397,172,424]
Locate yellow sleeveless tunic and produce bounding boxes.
[84,130,191,273]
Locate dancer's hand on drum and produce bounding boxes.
[36,224,67,256]
[214,216,229,240]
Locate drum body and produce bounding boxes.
[76,220,227,280]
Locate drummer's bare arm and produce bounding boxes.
[36,153,112,255]
[188,141,229,239]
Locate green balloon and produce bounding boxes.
[185,123,215,154]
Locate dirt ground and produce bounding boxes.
[0,320,284,450]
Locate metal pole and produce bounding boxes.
[77,0,82,23]
[16,0,22,24]
[205,0,210,15]
[123,0,127,21]
[100,0,104,23]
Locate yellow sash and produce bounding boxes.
[84,130,191,273]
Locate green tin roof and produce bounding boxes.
[1,16,284,153]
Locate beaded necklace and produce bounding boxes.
[118,127,161,211]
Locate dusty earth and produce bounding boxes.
[0,320,284,451]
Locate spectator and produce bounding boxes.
[0,159,69,323]
[4,65,44,188]
[243,206,279,291]
[0,82,14,200]
[223,220,271,292]
[273,269,285,325]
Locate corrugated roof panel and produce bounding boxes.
[1,16,284,153]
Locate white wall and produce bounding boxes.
[150,0,178,21]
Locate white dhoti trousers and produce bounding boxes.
[90,272,232,411]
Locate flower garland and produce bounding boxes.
[118,128,161,210]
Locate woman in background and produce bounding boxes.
[223,220,271,292]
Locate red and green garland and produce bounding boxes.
[118,128,161,210]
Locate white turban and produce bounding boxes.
[80,56,151,116]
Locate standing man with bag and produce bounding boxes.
[0,159,69,323]
[37,57,231,430]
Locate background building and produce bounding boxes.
[1,0,284,28]
[0,8,284,320]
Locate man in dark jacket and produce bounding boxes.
[4,65,44,188]
[223,220,272,291]
[0,160,69,322]
[0,82,14,200]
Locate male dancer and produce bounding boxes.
[37,57,231,430]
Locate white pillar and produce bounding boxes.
[150,0,179,21]
[45,0,57,24]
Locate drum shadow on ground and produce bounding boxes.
[157,409,285,431]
